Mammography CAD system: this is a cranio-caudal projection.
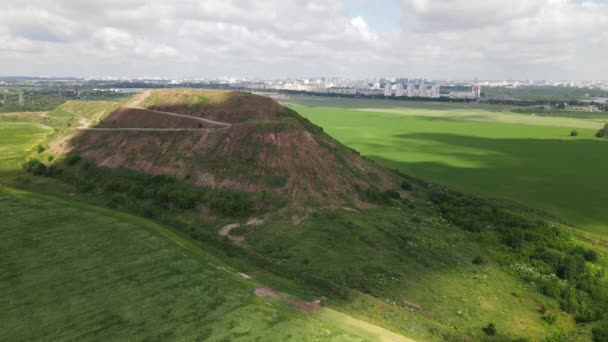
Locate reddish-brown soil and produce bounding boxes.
[95,107,217,129]
[143,90,284,123]
[67,89,399,207]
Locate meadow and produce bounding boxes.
[0,118,405,342]
[3,93,608,341]
[0,121,49,170]
[287,99,608,235]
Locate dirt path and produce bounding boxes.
[126,90,151,108]
[78,90,231,131]
[81,127,223,132]
[135,108,231,128]
[218,223,244,242]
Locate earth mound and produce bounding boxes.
[68,89,399,206]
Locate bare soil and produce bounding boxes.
[68,89,400,207]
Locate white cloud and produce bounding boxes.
[0,0,606,79]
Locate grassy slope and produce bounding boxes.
[0,185,369,341]
[4,95,607,341]
[0,118,411,342]
[0,121,48,170]
[291,105,608,235]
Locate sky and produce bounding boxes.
[1,0,607,80]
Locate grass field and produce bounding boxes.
[0,185,382,341]
[0,119,412,341]
[0,121,48,170]
[289,103,608,235]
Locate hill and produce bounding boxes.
[6,90,608,341]
[66,89,398,207]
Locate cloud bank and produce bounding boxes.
[0,0,606,79]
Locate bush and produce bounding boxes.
[361,188,400,204]
[384,189,401,199]
[472,256,485,265]
[570,130,578,137]
[597,124,608,138]
[543,313,558,325]
[23,159,47,176]
[584,249,599,263]
[65,154,81,166]
[482,323,497,336]
[45,165,62,177]
[35,144,46,153]
[400,180,413,191]
[209,191,251,216]
[592,324,608,342]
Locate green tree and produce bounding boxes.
[482,323,497,336]
[592,324,608,342]
[597,124,608,138]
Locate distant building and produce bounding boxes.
[395,84,404,97]
[449,85,482,100]
[384,84,392,97]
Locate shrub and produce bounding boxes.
[482,323,497,336]
[472,256,485,265]
[597,124,608,138]
[76,178,95,193]
[65,154,81,166]
[23,159,47,176]
[543,313,558,325]
[400,180,413,191]
[36,144,46,153]
[556,255,586,282]
[384,189,401,199]
[128,184,146,199]
[592,324,608,342]
[361,188,400,204]
[584,249,599,263]
[209,191,251,216]
[45,165,62,177]
[570,130,578,137]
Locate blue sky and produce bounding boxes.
[344,0,400,32]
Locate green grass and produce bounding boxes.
[0,185,373,341]
[291,104,608,235]
[242,206,587,341]
[512,107,608,120]
[0,118,409,341]
[0,122,48,170]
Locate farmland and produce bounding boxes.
[286,97,608,235]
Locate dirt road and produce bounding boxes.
[79,90,231,131]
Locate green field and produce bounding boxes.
[289,101,608,235]
[0,121,48,170]
[0,119,413,342]
[0,185,376,341]
[3,93,608,341]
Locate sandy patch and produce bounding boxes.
[218,223,245,242]
[246,217,265,226]
[219,223,240,236]
[254,287,280,298]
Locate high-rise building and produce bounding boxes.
[384,84,392,97]
[472,85,481,98]
[395,83,405,97]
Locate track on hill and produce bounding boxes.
[79,90,231,131]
